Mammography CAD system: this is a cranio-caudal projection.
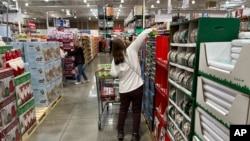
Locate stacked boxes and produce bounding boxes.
[0,68,21,141]
[23,42,63,107]
[14,72,36,135]
[17,98,36,135]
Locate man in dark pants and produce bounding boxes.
[99,39,103,53]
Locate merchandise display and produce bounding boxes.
[2,0,250,139]
[20,42,63,107]
[0,68,21,141]
[47,29,76,78]
[81,35,93,64]
[167,18,240,141]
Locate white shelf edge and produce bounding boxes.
[168,115,188,141]
[167,130,176,141]
[169,62,194,72]
[170,43,196,47]
[169,99,191,122]
[168,79,192,97]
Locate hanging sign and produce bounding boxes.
[28,21,36,29]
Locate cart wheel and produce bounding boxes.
[98,121,101,130]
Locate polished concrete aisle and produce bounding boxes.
[28,54,154,141]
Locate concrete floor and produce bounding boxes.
[28,53,154,141]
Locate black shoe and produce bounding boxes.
[131,133,140,141]
[118,132,124,141]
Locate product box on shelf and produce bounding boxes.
[196,76,250,127]
[0,118,21,141]
[10,42,25,62]
[199,42,250,94]
[0,46,13,68]
[0,68,15,103]
[0,95,17,130]
[24,42,59,64]
[29,61,55,85]
[17,98,36,134]
[32,82,59,107]
[194,107,229,141]
[14,72,33,108]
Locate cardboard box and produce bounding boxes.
[54,77,63,96]
[0,95,17,130]
[29,61,55,85]
[33,82,58,107]
[14,72,33,108]
[0,68,15,103]
[24,42,59,64]
[195,107,229,141]
[17,98,36,134]
[0,118,21,141]
[0,46,13,68]
[199,42,250,94]
[196,76,250,126]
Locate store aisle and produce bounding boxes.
[28,53,153,141]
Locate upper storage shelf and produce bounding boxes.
[199,42,250,95]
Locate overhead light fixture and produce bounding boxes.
[192,0,195,4]
[151,5,154,8]
[242,5,245,8]
[13,0,16,1]
[121,0,124,3]
[51,14,55,17]
[120,4,122,8]
[226,1,229,4]
[34,18,36,20]
[74,16,77,19]
[83,0,87,3]
[118,9,121,12]
[24,11,27,14]
[25,3,29,6]
[90,9,93,11]
[87,3,90,7]
[116,17,118,19]
[156,0,160,4]
[95,16,98,19]
[61,9,65,12]
[89,17,91,20]
[44,0,49,2]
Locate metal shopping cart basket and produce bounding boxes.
[95,64,120,130]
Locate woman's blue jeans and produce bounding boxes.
[76,64,88,82]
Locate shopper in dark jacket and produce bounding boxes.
[68,42,89,85]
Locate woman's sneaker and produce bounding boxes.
[131,133,140,141]
[74,82,81,85]
[117,132,124,141]
[82,80,90,83]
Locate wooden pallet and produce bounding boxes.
[22,121,38,141]
[36,94,63,124]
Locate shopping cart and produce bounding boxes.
[95,64,120,130]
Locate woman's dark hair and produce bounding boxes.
[112,38,126,65]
